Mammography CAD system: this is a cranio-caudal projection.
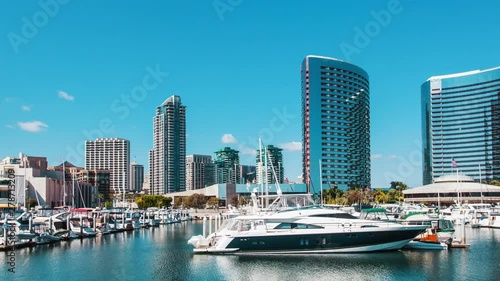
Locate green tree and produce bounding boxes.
[135,197,145,209]
[386,189,399,202]
[345,188,362,205]
[488,180,500,186]
[229,194,239,207]
[323,186,344,204]
[207,197,220,209]
[190,193,207,209]
[373,189,388,204]
[134,195,172,209]
[239,196,248,207]
[174,197,184,208]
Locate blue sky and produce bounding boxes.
[1,0,499,188]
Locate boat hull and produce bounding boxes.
[196,227,425,254]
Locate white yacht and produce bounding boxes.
[188,194,427,254]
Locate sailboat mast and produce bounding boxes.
[72,171,75,208]
[264,145,269,208]
[123,171,126,208]
[258,138,263,208]
[63,160,66,206]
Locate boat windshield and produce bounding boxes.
[267,194,316,211]
[438,219,454,230]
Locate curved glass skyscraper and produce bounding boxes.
[301,55,370,193]
[422,67,500,184]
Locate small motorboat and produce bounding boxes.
[404,232,449,250]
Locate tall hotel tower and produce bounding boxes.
[422,67,500,184]
[149,95,186,194]
[301,55,370,193]
[85,138,130,194]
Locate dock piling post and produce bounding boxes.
[202,216,207,238]
[462,217,466,244]
[80,215,83,237]
[67,214,71,231]
[209,216,212,235]
[215,214,218,232]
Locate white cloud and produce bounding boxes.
[17,121,48,133]
[221,133,237,144]
[239,145,257,156]
[22,105,31,111]
[278,141,302,151]
[58,90,74,101]
[371,154,383,160]
[4,97,16,102]
[388,155,397,159]
[6,124,14,129]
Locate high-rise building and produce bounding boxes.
[301,55,370,193]
[186,155,215,190]
[75,169,111,203]
[214,147,240,184]
[130,162,144,192]
[422,66,500,184]
[256,145,284,184]
[85,138,130,194]
[239,165,256,184]
[149,95,186,194]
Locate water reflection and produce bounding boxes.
[2,223,500,281]
[190,251,412,281]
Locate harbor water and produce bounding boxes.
[2,221,500,281]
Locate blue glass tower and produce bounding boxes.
[422,67,500,184]
[301,55,370,194]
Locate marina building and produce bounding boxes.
[301,55,370,193]
[404,174,500,205]
[85,138,130,194]
[214,147,240,184]
[422,66,500,184]
[256,145,284,184]
[186,154,215,190]
[149,95,187,194]
[130,162,144,192]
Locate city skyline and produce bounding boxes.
[2,1,500,188]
